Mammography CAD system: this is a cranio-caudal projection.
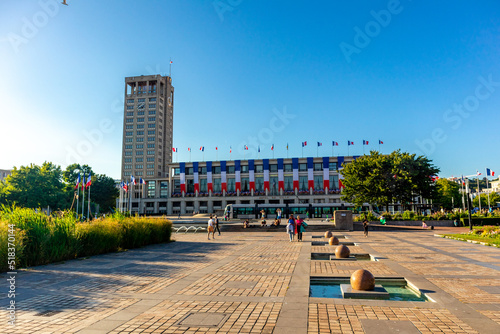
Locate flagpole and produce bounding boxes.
[216,149,218,161]
[316,145,318,158]
[76,186,79,219]
[87,184,91,221]
[189,150,191,162]
[81,179,85,219]
[477,176,481,212]
[169,58,172,77]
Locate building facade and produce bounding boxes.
[118,156,360,216]
[0,169,11,182]
[121,74,174,181]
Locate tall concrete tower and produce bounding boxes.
[121,74,174,181]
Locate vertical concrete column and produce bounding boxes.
[180,200,186,215]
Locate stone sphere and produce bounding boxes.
[324,231,333,238]
[329,236,339,246]
[350,269,375,291]
[335,245,350,258]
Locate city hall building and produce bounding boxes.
[119,74,362,216]
[119,156,361,216]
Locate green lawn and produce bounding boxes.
[442,226,500,247]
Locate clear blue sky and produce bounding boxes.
[1,0,499,179]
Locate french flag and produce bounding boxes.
[323,157,330,190]
[121,181,128,192]
[180,163,186,192]
[317,142,322,147]
[206,161,213,192]
[348,141,354,146]
[271,144,274,151]
[302,141,307,147]
[332,141,338,146]
[140,178,146,185]
[221,161,227,192]
[363,140,369,145]
[200,146,204,151]
[338,171,345,191]
[486,168,496,177]
[379,140,384,145]
[188,148,191,152]
[172,148,177,152]
[74,173,80,190]
[248,160,255,191]
[235,160,241,191]
[244,145,248,150]
[130,175,136,185]
[292,158,299,190]
[278,159,284,191]
[193,162,199,192]
[85,172,92,188]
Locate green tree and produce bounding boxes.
[473,192,500,208]
[2,162,66,209]
[91,174,119,212]
[435,178,461,209]
[341,150,440,210]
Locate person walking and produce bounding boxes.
[286,217,295,242]
[363,219,369,237]
[207,215,215,240]
[295,215,305,241]
[214,215,221,236]
[277,208,282,225]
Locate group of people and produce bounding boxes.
[285,214,308,242]
[207,214,221,240]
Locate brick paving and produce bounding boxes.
[0,224,499,333]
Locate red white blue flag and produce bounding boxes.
[74,173,80,190]
[302,141,307,147]
[363,140,369,145]
[85,172,92,188]
[348,141,354,146]
[486,168,496,176]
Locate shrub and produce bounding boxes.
[380,212,392,221]
[0,206,172,272]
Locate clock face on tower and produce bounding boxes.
[138,103,145,110]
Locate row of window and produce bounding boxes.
[175,162,337,175]
[124,157,157,163]
[125,130,156,136]
[172,175,339,193]
[125,150,157,156]
[127,98,156,104]
[125,124,160,130]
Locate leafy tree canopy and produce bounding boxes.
[340,150,440,209]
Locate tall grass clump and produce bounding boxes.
[0,206,172,272]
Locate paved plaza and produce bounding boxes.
[1,225,500,333]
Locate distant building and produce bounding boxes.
[118,156,355,216]
[490,180,500,193]
[121,74,174,181]
[0,169,11,182]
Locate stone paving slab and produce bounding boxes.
[0,229,499,333]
